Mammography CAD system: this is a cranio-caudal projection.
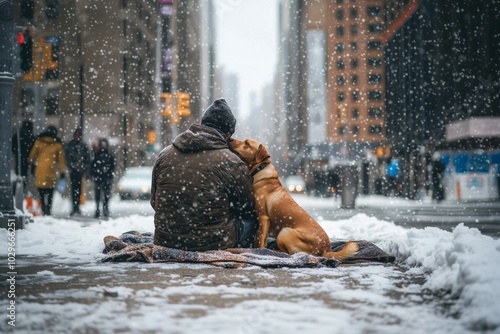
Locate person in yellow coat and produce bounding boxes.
[29,125,66,216]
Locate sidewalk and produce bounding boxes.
[295,194,500,237]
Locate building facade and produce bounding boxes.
[277,0,387,193]
[384,0,500,198]
[13,0,217,171]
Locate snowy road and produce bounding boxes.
[1,195,500,333]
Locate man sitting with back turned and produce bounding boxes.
[150,98,258,251]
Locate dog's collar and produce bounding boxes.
[251,163,269,177]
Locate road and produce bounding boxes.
[306,197,500,237]
[54,193,500,237]
[2,194,498,333]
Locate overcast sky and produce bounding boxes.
[214,0,280,118]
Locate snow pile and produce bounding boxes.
[1,212,499,331]
[394,224,500,330]
[321,214,500,330]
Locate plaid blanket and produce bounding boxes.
[102,231,395,268]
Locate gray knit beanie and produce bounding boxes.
[201,98,236,137]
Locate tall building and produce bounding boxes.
[12,0,217,168]
[384,0,500,197]
[13,0,159,168]
[277,0,387,192]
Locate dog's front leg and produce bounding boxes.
[256,215,271,248]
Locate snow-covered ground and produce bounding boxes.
[1,194,500,333]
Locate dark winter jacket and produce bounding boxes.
[90,149,116,184]
[65,139,91,174]
[150,123,257,251]
[12,121,35,177]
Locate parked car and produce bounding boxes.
[117,166,153,200]
[284,175,306,194]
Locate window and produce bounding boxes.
[368,91,382,101]
[350,7,357,19]
[123,20,128,37]
[338,126,346,135]
[123,82,129,103]
[337,59,345,69]
[136,91,143,107]
[45,89,59,115]
[338,92,345,101]
[336,0,344,3]
[368,24,382,33]
[337,26,344,37]
[137,58,144,78]
[351,24,358,36]
[352,91,359,102]
[135,29,143,45]
[367,6,381,17]
[337,76,346,85]
[21,0,34,20]
[369,125,382,135]
[351,75,358,85]
[336,43,345,53]
[337,10,344,20]
[352,108,359,118]
[368,73,382,83]
[351,58,358,68]
[351,42,357,52]
[368,58,382,67]
[45,0,59,19]
[352,125,359,136]
[368,107,382,118]
[21,88,34,108]
[367,41,382,50]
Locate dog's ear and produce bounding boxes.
[256,144,271,163]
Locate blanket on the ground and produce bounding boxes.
[101,231,395,268]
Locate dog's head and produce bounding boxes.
[229,138,271,171]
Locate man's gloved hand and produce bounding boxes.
[60,173,65,180]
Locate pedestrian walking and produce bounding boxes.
[386,158,400,196]
[431,152,445,202]
[12,120,35,193]
[65,128,91,216]
[90,138,116,218]
[28,125,66,216]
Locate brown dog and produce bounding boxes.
[229,138,359,262]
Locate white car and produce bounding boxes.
[284,175,306,194]
[117,166,153,200]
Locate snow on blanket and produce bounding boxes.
[100,231,395,268]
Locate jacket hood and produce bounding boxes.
[172,123,229,153]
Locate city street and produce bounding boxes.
[53,193,500,237]
[1,194,499,333]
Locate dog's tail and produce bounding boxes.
[323,240,359,262]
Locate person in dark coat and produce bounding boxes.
[65,128,91,216]
[150,98,258,251]
[431,152,445,202]
[12,120,35,192]
[29,125,66,216]
[90,138,116,218]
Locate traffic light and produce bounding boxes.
[146,130,156,153]
[147,130,156,145]
[19,30,33,73]
[177,92,191,117]
[375,146,391,163]
[160,93,173,117]
[44,43,58,80]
